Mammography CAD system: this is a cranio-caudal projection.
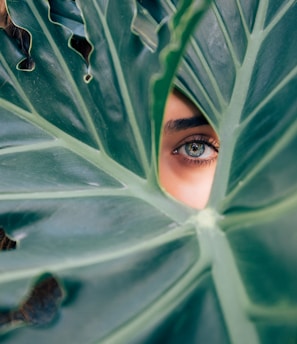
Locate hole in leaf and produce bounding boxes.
[0,2,34,71]
[158,89,220,210]
[48,0,92,64]
[84,73,92,83]
[17,56,35,71]
[70,34,92,64]
[0,228,17,251]
[0,273,64,332]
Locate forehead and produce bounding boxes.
[164,91,201,122]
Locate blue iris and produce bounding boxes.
[185,142,205,157]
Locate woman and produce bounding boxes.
[159,89,219,209]
[0,1,219,210]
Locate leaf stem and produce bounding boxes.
[196,222,259,344]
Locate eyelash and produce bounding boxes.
[172,135,219,166]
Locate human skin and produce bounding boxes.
[159,90,219,209]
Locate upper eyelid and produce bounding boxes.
[174,134,219,151]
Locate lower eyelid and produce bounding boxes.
[179,156,217,167]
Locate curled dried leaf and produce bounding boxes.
[0,274,64,332]
[0,228,17,251]
[0,0,33,70]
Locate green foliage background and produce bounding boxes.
[0,0,296,343]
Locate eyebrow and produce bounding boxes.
[163,116,209,133]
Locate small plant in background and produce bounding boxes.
[0,0,296,343]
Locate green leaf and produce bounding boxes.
[0,0,296,343]
[174,0,297,342]
[48,0,86,37]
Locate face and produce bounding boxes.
[159,91,219,209]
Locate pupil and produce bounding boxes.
[185,142,204,157]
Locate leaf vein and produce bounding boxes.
[223,118,297,207]
[91,0,150,175]
[211,2,241,69]
[263,0,296,38]
[28,0,104,151]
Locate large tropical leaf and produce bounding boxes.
[0,0,296,343]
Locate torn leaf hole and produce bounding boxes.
[0,228,17,251]
[48,0,92,64]
[17,56,35,71]
[70,34,92,64]
[84,73,92,83]
[0,273,64,332]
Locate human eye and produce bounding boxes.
[172,135,219,166]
